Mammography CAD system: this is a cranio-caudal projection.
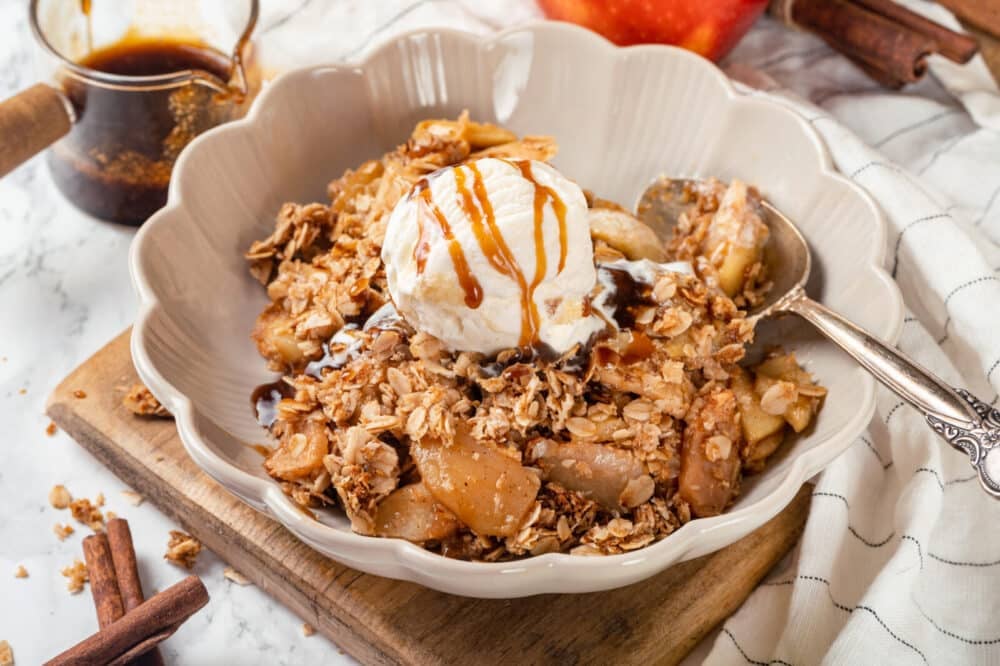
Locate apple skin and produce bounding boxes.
[536,0,769,61]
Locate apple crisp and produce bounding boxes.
[245,114,825,559]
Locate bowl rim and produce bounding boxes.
[129,20,903,585]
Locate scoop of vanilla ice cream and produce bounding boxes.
[381,158,601,356]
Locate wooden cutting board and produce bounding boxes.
[47,329,811,666]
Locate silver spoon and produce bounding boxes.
[638,178,1000,498]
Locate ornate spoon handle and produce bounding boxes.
[778,287,1000,496]
[925,389,1000,495]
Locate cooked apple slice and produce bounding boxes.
[746,431,784,471]
[534,438,654,510]
[372,483,460,542]
[731,367,785,445]
[716,245,759,297]
[701,180,769,297]
[678,389,742,517]
[411,431,540,538]
[588,207,668,262]
[265,419,327,480]
[753,352,824,433]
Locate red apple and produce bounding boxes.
[537,0,769,61]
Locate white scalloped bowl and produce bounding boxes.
[130,22,902,598]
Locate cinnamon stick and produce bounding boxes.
[936,0,1000,42]
[82,533,125,628]
[776,0,935,83]
[853,0,978,62]
[107,519,165,666]
[769,0,979,87]
[44,575,209,666]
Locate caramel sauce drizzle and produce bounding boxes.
[249,443,273,457]
[407,160,569,348]
[512,160,568,274]
[411,178,483,308]
[456,163,540,347]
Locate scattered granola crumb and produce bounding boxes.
[13,565,27,579]
[69,498,105,532]
[95,492,105,507]
[105,511,118,521]
[165,531,201,569]
[72,390,86,399]
[49,485,72,509]
[302,623,316,637]
[223,567,252,586]
[0,640,12,666]
[53,523,75,541]
[61,559,88,594]
[45,422,57,437]
[120,490,144,507]
[122,383,172,418]
[17,388,26,395]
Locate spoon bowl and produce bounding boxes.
[638,176,1000,498]
[638,178,809,318]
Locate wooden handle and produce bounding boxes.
[0,83,74,178]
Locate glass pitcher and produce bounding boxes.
[0,0,258,225]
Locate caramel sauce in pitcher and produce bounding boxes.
[50,34,236,225]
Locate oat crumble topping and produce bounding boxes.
[244,114,825,560]
[69,498,105,532]
[0,640,12,666]
[53,523,75,541]
[48,485,72,510]
[165,530,202,569]
[123,383,172,418]
[61,559,88,594]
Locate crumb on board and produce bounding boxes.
[17,389,25,395]
[223,567,252,586]
[72,390,86,399]
[45,422,57,437]
[122,383,171,418]
[61,559,88,594]
[120,490,144,507]
[0,639,12,666]
[105,511,118,521]
[69,498,105,532]
[302,623,316,637]
[49,485,72,510]
[13,566,27,579]
[53,523,75,541]
[95,493,105,507]
[165,531,201,570]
